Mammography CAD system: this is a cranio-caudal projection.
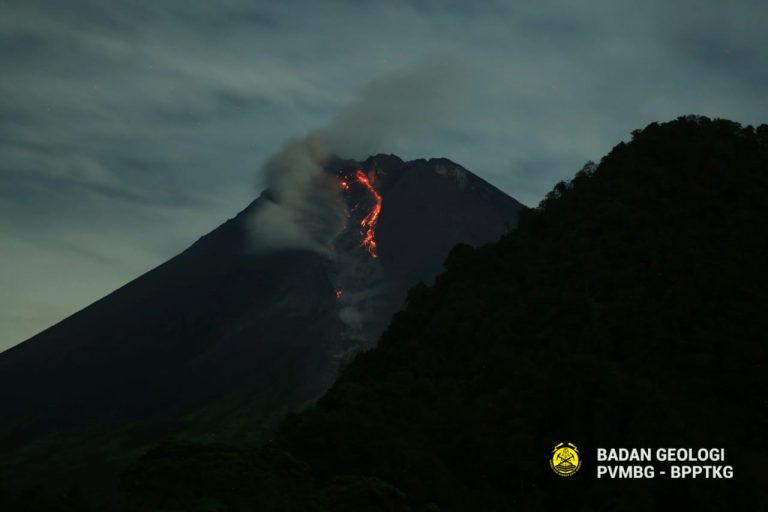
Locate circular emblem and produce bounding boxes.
[550,442,582,477]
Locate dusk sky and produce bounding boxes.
[2,0,767,351]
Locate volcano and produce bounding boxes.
[0,154,524,494]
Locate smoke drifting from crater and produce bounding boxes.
[247,137,345,254]
[247,56,471,254]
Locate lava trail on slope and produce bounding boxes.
[336,169,383,258]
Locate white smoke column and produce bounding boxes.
[248,136,345,254]
[248,55,471,254]
[321,56,472,158]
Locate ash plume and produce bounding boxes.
[247,56,471,254]
[247,137,345,254]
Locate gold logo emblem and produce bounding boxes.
[550,442,582,477]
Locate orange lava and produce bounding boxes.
[355,170,382,258]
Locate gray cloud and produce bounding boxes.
[1,0,767,350]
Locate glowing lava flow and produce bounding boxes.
[355,170,382,258]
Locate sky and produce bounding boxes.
[1,0,767,351]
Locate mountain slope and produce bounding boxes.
[124,116,768,511]
[0,155,523,496]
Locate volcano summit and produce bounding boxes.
[0,154,523,495]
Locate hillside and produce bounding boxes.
[119,116,768,511]
[0,155,523,501]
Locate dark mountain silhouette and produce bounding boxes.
[116,117,766,511]
[0,155,523,498]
